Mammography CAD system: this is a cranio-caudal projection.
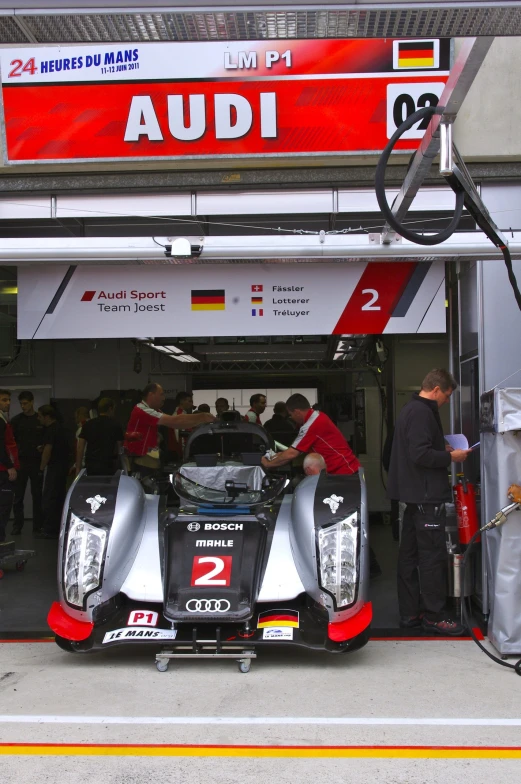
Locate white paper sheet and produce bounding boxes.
[445,434,469,450]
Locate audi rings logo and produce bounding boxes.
[185,599,231,613]
[187,522,201,532]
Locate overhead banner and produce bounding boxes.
[0,39,450,164]
[18,262,446,339]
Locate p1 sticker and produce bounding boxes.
[263,627,294,641]
[127,610,159,626]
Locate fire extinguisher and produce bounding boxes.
[453,473,480,545]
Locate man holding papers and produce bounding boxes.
[388,369,470,636]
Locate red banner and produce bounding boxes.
[0,39,450,164]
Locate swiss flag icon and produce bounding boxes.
[251,284,263,292]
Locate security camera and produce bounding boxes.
[164,238,203,258]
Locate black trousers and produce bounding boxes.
[12,462,43,531]
[0,471,15,542]
[41,463,69,536]
[397,502,448,621]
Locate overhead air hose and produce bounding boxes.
[374,105,521,310]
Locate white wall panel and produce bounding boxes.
[196,189,333,216]
[338,187,461,213]
[57,193,192,219]
[0,197,51,219]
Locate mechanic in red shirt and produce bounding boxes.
[261,393,360,475]
[125,383,214,473]
[244,393,267,425]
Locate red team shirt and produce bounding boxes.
[292,409,360,475]
[124,401,162,457]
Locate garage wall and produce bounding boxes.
[393,336,451,430]
[0,340,189,402]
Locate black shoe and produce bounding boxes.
[399,615,423,628]
[10,527,23,535]
[422,617,466,636]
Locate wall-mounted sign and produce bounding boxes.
[18,262,445,339]
[1,39,450,164]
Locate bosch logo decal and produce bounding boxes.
[187,522,201,532]
[204,523,243,531]
[185,599,231,613]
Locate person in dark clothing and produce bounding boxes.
[0,389,19,543]
[263,401,296,447]
[35,405,72,540]
[76,397,124,476]
[10,390,44,535]
[388,369,470,636]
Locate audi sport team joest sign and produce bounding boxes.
[17,262,446,340]
[0,39,450,163]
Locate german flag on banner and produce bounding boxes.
[251,296,263,305]
[397,40,436,68]
[191,289,225,311]
[257,609,299,629]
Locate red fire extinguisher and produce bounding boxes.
[453,473,480,544]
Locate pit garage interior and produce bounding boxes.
[0,184,478,636]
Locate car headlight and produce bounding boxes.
[64,513,107,608]
[317,511,358,608]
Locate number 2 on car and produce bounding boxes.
[191,555,232,587]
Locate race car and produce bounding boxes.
[48,411,372,671]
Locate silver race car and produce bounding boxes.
[48,412,371,671]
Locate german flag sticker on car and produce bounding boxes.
[257,609,299,629]
[393,40,439,70]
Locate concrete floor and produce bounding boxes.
[0,639,520,782]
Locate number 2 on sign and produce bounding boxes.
[361,289,381,311]
[191,555,232,586]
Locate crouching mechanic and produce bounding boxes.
[124,383,215,474]
[261,394,360,476]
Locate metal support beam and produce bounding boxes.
[381,36,494,244]
[1,232,521,265]
[446,146,509,249]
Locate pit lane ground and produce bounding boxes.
[0,636,520,783]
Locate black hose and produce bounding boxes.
[500,243,521,311]
[375,106,465,245]
[461,531,521,675]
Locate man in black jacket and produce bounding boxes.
[388,369,470,636]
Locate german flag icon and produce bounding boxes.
[395,40,437,69]
[257,609,299,629]
[191,289,225,311]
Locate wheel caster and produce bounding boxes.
[238,658,251,673]
[15,561,26,572]
[156,659,169,672]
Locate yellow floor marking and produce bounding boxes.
[0,745,520,759]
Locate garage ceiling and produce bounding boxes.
[1,3,521,43]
